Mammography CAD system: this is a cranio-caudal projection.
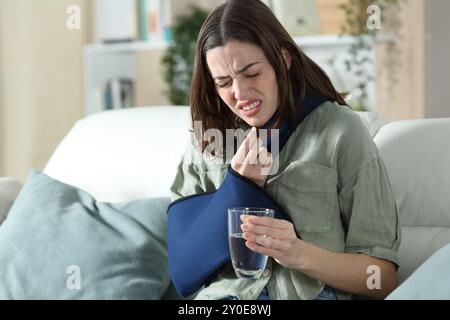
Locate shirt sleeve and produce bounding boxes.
[338,155,401,267]
[333,109,401,267]
[170,156,205,202]
[170,135,225,202]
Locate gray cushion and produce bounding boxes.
[0,170,170,299]
[396,226,450,284]
[387,243,450,300]
[0,178,22,224]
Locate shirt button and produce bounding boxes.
[262,268,271,277]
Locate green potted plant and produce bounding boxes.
[339,0,400,111]
[161,5,209,106]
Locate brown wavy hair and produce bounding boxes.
[191,0,347,152]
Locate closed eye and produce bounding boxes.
[216,72,260,88]
[216,81,231,88]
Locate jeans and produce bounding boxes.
[220,285,337,300]
[219,288,269,300]
[257,287,270,300]
[313,285,337,300]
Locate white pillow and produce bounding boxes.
[44,107,191,203]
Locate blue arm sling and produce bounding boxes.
[167,95,329,297]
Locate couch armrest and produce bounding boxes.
[0,178,22,224]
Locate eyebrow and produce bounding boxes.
[213,62,262,80]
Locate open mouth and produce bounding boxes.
[240,100,262,117]
[242,101,260,111]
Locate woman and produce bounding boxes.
[168,0,400,300]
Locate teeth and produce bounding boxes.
[243,101,260,111]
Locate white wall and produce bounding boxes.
[0,0,91,180]
[426,0,450,118]
[374,0,426,120]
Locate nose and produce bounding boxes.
[232,79,252,101]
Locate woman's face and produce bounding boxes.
[206,40,284,128]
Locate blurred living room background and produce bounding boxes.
[0,0,449,182]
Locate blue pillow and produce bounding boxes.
[0,170,170,299]
[386,243,450,300]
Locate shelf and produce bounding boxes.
[85,40,169,54]
[84,34,397,55]
[83,34,396,116]
[294,34,397,48]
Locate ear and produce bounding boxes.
[281,47,292,70]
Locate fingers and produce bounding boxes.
[241,143,271,169]
[243,232,276,247]
[242,218,300,267]
[241,217,295,248]
[234,127,258,165]
[241,222,277,237]
[244,216,291,229]
[258,147,272,167]
[244,238,281,258]
[243,231,295,260]
[240,214,250,223]
[246,146,259,166]
[232,127,273,173]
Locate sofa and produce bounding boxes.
[1,106,449,299]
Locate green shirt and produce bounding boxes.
[170,101,401,300]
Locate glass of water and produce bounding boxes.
[228,207,274,279]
